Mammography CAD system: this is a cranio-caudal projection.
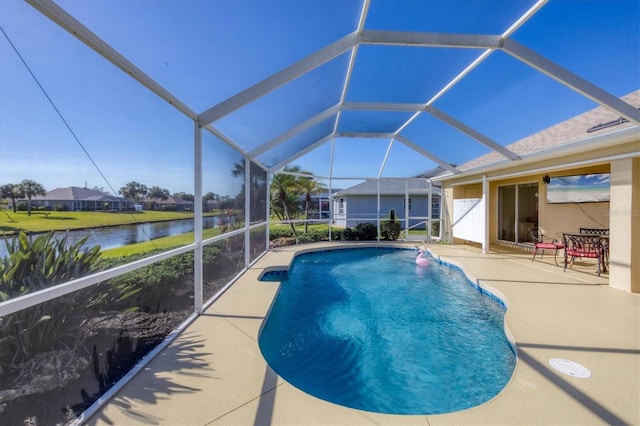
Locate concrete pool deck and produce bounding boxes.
[86,242,639,425]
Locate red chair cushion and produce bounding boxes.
[535,243,559,249]
[566,249,599,258]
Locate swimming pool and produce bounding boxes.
[258,247,516,415]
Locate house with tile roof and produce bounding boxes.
[436,90,639,293]
[30,186,134,212]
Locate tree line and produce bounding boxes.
[1,163,327,223]
[118,180,241,210]
[0,179,236,215]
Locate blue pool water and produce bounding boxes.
[258,247,516,415]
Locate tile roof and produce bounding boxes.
[457,90,640,172]
[335,179,441,196]
[33,186,128,201]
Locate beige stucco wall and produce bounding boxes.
[609,157,639,292]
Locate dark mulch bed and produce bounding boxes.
[0,275,230,426]
[0,310,189,426]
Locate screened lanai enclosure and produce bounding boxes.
[0,0,638,424]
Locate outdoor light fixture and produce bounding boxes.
[542,175,551,184]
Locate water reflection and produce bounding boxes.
[0,216,223,256]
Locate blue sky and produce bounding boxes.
[1,0,638,198]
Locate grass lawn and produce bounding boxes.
[102,223,334,259]
[100,227,221,258]
[0,209,205,235]
[269,222,330,233]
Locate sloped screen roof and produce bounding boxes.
[1,0,638,193]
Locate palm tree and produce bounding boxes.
[0,183,24,213]
[18,179,46,216]
[270,166,302,242]
[297,174,327,233]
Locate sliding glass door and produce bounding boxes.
[498,183,538,243]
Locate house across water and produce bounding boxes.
[30,186,133,212]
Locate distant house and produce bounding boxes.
[332,170,442,230]
[30,187,134,211]
[141,195,194,211]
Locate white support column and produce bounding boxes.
[405,180,409,238]
[266,171,271,251]
[609,158,639,292]
[376,179,381,241]
[193,122,203,314]
[427,179,433,243]
[482,175,489,254]
[329,139,336,241]
[514,184,520,243]
[245,156,251,267]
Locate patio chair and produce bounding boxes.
[529,228,564,265]
[563,233,604,276]
[579,228,609,268]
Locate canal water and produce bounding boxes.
[0,216,223,258]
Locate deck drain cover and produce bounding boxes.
[549,358,591,378]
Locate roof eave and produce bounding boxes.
[433,125,639,182]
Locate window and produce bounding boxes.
[431,195,440,219]
[339,198,344,214]
[403,197,413,211]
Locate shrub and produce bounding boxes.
[431,220,440,237]
[341,227,358,241]
[330,228,342,241]
[355,222,378,240]
[0,232,102,375]
[381,219,402,240]
[106,253,192,313]
[305,228,330,242]
[0,232,101,300]
[269,227,295,241]
[53,204,68,211]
